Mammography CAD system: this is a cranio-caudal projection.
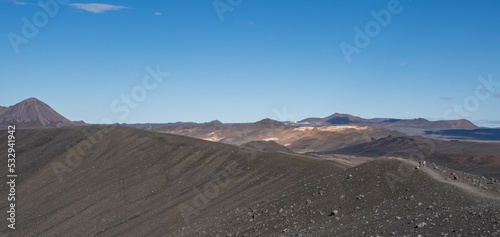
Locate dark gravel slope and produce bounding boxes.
[1,126,498,236]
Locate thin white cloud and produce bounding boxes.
[154,12,162,16]
[70,3,129,13]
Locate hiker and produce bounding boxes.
[423,161,426,167]
[418,160,422,167]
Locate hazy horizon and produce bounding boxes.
[2,0,499,126]
[3,97,500,128]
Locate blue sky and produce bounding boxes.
[1,0,500,126]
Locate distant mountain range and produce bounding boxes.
[296,113,482,137]
[156,118,405,152]
[0,98,487,137]
[0,98,85,128]
[299,113,478,129]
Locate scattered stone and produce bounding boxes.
[416,222,427,228]
[331,210,339,216]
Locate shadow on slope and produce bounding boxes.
[425,128,500,141]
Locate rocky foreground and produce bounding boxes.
[193,160,500,237]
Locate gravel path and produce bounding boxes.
[399,158,500,201]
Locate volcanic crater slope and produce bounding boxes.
[0,126,346,236]
[1,126,499,236]
[210,159,500,236]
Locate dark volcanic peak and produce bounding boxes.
[206,120,223,125]
[325,114,357,125]
[198,119,225,129]
[299,117,322,123]
[0,97,83,128]
[325,113,364,123]
[329,113,360,119]
[254,118,285,127]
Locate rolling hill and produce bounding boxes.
[156,119,406,153]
